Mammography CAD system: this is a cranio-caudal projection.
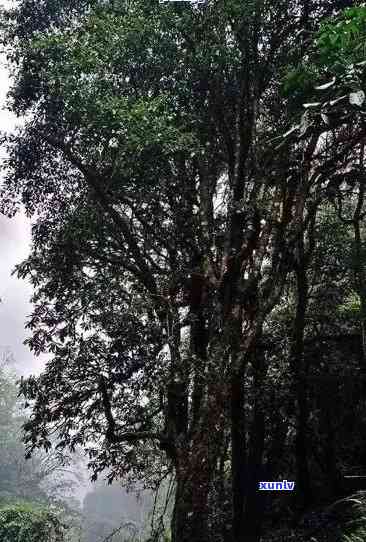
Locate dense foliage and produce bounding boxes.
[0,353,85,541]
[0,501,65,542]
[1,1,366,541]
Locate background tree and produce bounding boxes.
[81,481,153,542]
[0,501,66,542]
[0,351,85,541]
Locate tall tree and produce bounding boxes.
[1,1,365,541]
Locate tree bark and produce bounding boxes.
[292,264,312,508]
[352,170,366,372]
[242,347,267,542]
[172,466,210,542]
[231,361,246,541]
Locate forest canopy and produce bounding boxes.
[1,1,366,541]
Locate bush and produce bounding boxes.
[328,492,366,542]
[0,501,66,542]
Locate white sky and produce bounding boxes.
[0,0,46,376]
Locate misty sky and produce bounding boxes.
[0,0,48,377]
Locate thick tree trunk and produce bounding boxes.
[267,385,289,481]
[171,326,225,542]
[292,265,312,507]
[231,339,267,542]
[171,389,224,542]
[242,347,267,542]
[172,469,210,542]
[242,431,266,542]
[231,363,246,541]
[352,174,366,372]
